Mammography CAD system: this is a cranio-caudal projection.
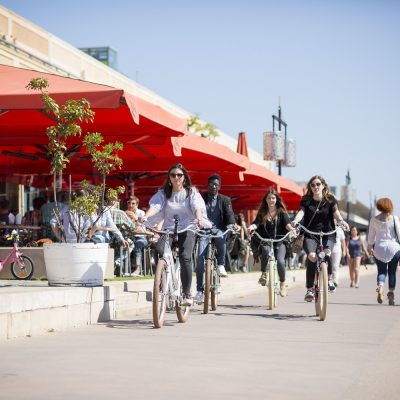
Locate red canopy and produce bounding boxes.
[0,64,187,145]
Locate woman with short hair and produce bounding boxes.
[367,198,400,305]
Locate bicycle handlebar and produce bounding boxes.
[143,223,199,236]
[296,224,340,236]
[196,228,237,238]
[250,230,294,243]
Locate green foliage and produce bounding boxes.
[26,77,125,243]
[188,114,219,140]
[83,133,123,177]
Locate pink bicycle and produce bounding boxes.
[0,230,34,280]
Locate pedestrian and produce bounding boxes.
[346,226,368,288]
[144,163,210,306]
[291,175,349,302]
[331,226,347,288]
[367,198,400,306]
[194,173,237,304]
[248,189,293,297]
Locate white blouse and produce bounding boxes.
[149,187,211,230]
[367,215,400,263]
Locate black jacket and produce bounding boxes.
[202,192,236,230]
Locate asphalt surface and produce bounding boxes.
[0,271,399,400]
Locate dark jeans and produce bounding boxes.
[375,250,400,290]
[196,231,227,291]
[304,236,335,289]
[176,230,196,295]
[260,242,286,282]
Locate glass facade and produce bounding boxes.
[79,46,118,70]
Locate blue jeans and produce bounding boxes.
[196,230,226,292]
[375,250,400,290]
[133,236,148,266]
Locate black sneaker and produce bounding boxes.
[328,280,336,293]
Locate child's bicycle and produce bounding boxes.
[251,230,293,310]
[0,230,35,280]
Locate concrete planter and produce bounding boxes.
[43,243,109,287]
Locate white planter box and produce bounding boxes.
[43,243,109,287]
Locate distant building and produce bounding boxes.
[79,46,118,70]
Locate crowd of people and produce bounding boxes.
[1,165,399,307]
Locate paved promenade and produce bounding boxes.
[1,267,398,400]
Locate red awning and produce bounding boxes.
[0,64,187,145]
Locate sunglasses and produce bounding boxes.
[169,173,184,178]
[311,182,322,188]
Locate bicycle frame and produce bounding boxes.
[0,244,18,271]
[297,224,340,321]
[149,217,197,328]
[251,230,292,310]
[0,230,35,280]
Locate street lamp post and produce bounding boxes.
[272,105,287,176]
[346,169,351,224]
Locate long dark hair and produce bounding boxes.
[161,163,193,199]
[255,189,287,223]
[304,175,335,203]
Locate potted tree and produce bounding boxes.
[27,78,124,286]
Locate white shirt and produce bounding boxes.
[149,187,211,230]
[367,215,400,263]
[332,227,345,253]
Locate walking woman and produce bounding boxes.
[367,198,400,306]
[248,189,293,297]
[144,163,209,306]
[291,175,349,302]
[347,226,368,288]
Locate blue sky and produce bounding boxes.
[2,0,400,213]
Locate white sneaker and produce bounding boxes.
[217,265,228,277]
[181,295,193,307]
[194,291,204,304]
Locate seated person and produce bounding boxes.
[121,196,148,276]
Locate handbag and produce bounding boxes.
[291,233,304,254]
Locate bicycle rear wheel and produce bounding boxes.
[268,259,275,310]
[153,260,168,328]
[203,260,211,314]
[11,255,34,280]
[317,262,328,321]
[211,263,220,311]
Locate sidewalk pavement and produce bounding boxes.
[0,265,376,340]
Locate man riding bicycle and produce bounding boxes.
[195,174,238,304]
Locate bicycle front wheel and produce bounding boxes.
[153,260,168,328]
[11,255,34,280]
[176,300,190,323]
[203,260,211,314]
[317,262,328,321]
[268,260,275,310]
[211,263,220,311]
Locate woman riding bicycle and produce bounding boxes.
[144,163,209,306]
[291,175,349,302]
[248,189,293,297]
